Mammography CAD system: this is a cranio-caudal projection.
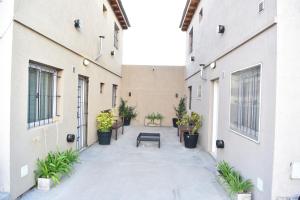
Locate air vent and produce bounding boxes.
[259,1,264,13]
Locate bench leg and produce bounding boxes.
[115,129,118,140]
[158,140,160,148]
[136,139,139,147]
[122,125,124,135]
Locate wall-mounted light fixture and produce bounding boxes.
[210,62,216,69]
[129,92,132,97]
[217,25,225,34]
[111,50,115,56]
[175,93,179,98]
[74,19,80,29]
[216,140,225,148]
[83,59,90,66]
[100,82,104,93]
[191,56,195,62]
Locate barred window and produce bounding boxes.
[230,65,261,141]
[189,28,193,53]
[28,62,57,128]
[112,84,118,108]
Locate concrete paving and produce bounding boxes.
[21,126,229,200]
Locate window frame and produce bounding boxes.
[112,84,118,108]
[199,8,203,23]
[229,63,262,143]
[188,86,192,110]
[28,62,57,129]
[114,23,119,50]
[188,28,193,54]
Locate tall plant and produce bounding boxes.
[118,98,137,119]
[96,112,114,132]
[174,97,187,119]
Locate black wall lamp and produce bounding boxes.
[67,134,75,143]
[129,92,131,97]
[216,140,225,149]
[74,19,80,29]
[191,56,195,62]
[218,25,225,34]
[111,50,115,56]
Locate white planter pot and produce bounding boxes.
[236,193,251,200]
[37,178,52,191]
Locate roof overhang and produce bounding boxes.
[179,0,200,31]
[108,0,130,30]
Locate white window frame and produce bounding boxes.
[114,23,119,50]
[188,28,193,54]
[28,62,57,129]
[229,63,262,143]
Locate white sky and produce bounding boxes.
[121,0,187,66]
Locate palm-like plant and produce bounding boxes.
[174,97,187,119]
[118,98,137,119]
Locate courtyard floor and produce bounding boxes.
[21,126,229,200]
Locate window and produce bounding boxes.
[112,84,118,108]
[199,8,203,23]
[259,1,264,13]
[100,82,104,93]
[230,65,261,141]
[103,4,107,13]
[197,85,202,98]
[188,86,192,109]
[114,23,119,49]
[28,62,57,128]
[189,28,193,54]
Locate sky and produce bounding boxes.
[121,0,187,66]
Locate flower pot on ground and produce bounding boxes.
[173,97,187,128]
[96,111,114,145]
[172,118,179,128]
[183,132,199,148]
[145,112,163,126]
[217,161,253,200]
[37,178,52,191]
[177,112,202,148]
[118,98,137,126]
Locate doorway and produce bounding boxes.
[77,76,88,151]
[211,79,219,158]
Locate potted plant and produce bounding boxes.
[35,149,79,191]
[173,97,187,128]
[118,98,137,126]
[96,111,114,145]
[217,161,253,200]
[177,112,202,148]
[145,112,163,126]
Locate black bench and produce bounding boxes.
[136,132,160,148]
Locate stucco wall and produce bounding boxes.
[272,0,300,198]
[120,65,185,127]
[0,0,14,193]
[14,0,124,75]
[184,0,278,199]
[9,0,125,198]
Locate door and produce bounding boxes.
[211,79,219,158]
[77,76,88,151]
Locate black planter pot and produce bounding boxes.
[172,118,179,128]
[123,117,132,126]
[97,130,112,145]
[183,132,199,148]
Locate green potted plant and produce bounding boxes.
[96,111,114,145]
[217,161,253,200]
[145,112,163,126]
[173,97,187,128]
[35,149,79,191]
[118,98,137,126]
[177,112,202,148]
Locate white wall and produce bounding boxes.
[272,0,300,198]
[0,0,14,193]
[184,0,278,199]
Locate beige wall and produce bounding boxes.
[121,65,185,127]
[9,0,125,198]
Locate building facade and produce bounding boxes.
[180,0,300,199]
[0,0,129,198]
